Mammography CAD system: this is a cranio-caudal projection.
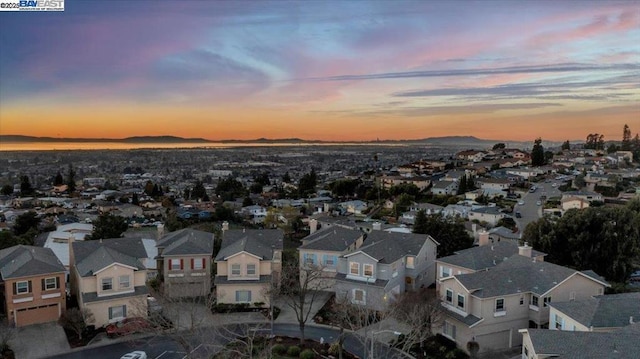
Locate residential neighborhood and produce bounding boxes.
[0,138,639,359]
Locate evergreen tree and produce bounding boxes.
[19,175,33,196]
[466,174,476,190]
[412,213,474,257]
[457,174,468,195]
[282,172,291,183]
[86,213,128,240]
[66,164,76,192]
[53,171,64,186]
[413,210,428,234]
[144,180,154,196]
[561,140,571,151]
[131,193,139,206]
[0,185,12,196]
[531,138,545,166]
[622,124,632,151]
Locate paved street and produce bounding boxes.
[514,178,564,234]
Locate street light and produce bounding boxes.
[370,329,401,359]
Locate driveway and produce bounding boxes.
[10,322,70,359]
[274,290,333,324]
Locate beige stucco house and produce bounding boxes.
[438,245,609,354]
[0,245,67,327]
[70,238,149,327]
[214,229,283,306]
[156,228,214,298]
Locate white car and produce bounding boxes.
[536,201,542,206]
[518,200,525,205]
[121,351,147,359]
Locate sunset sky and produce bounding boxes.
[0,0,638,142]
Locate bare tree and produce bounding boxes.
[58,307,94,341]
[273,260,332,344]
[207,322,273,359]
[0,321,16,356]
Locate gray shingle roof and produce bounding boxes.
[215,229,283,261]
[526,326,640,358]
[456,254,605,298]
[73,238,147,277]
[157,228,214,256]
[550,292,640,329]
[334,273,388,287]
[0,245,66,280]
[354,231,435,264]
[299,227,362,252]
[438,241,520,270]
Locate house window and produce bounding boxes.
[102,278,113,291]
[495,298,505,312]
[119,275,130,289]
[247,264,256,276]
[391,262,398,277]
[569,291,576,301]
[16,281,30,294]
[349,262,359,275]
[304,253,316,265]
[353,289,366,304]
[441,266,451,278]
[44,277,58,290]
[520,296,524,306]
[457,294,465,309]
[531,295,539,307]
[443,321,456,339]
[363,264,374,277]
[323,255,336,267]
[524,347,529,357]
[406,256,415,269]
[445,289,453,303]
[543,297,551,307]
[169,259,182,271]
[193,258,204,270]
[231,264,241,276]
[555,314,563,330]
[108,305,126,320]
[235,290,251,303]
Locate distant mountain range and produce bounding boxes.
[0,134,553,147]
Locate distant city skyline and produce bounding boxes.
[0,0,638,142]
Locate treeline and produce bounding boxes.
[523,199,640,283]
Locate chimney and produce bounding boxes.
[372,222,382,231]
[222,221,229,231]
[309,218,318,234]
[630,316,634,324]
[519,242,533,258]
[68,234,75,269]
[478,230,490,246]
[156,223,165,240]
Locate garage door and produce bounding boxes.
[16,303,59,327]
[476,329,511,352]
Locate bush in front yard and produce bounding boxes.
[286,345,301,357]
[271,344,287,355]
[299,349,315,359]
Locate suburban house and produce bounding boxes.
[519,324,640,359]
[561,191,603,203]
[70,238,149,327]
[456,150,486,163]
[477,178,511,191]
[467,206,506,226]
[156,228,214,298]
[437,246,609,354]
[431,180,458,196]
[240,205,268,224]
[548,292,640,332]
[0,245,66,327]
[214,229,283,306]
[298,226,365,289]
[561,196,590,213]
[339,200,369,215]
[436,235,545,291]
[381,175,432,190]
[43,222,94,270]
[333,231,439,311]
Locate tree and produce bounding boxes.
[622,124,632,151]
[561,140,571,151]
[191,180,208,201]
[273,260,332,344]
[53,171,64,186]
[66,164,76,192]
[412,213,473,257]
[456,175,467,195]
[297,169,317,198]
[585,133,605,150]
[58,308,94,341]
[573,174,585,189]
[86,213,128,240]
[0,184,12,196]
[393,193,414,217]
[144,180,155,196]
[131,192,140,206]
[531,138,545,166]
[282,172,291,183]
[13,211,40,236]
[413,210,428,234]
[19,175,33,196]
[523,200,640,283]
[466,175,475,191]
[492,143,506,150]
[0,321,16,357]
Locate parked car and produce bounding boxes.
[536,200,541,206]
[106,317,150,338]
[515,211,522,218]
[121,351,147,359]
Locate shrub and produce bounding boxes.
[299,349,315,359]
[272,344,287,355]
[286,345,301,357]
[328,342,341,356]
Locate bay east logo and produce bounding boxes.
[19,0,64,11]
